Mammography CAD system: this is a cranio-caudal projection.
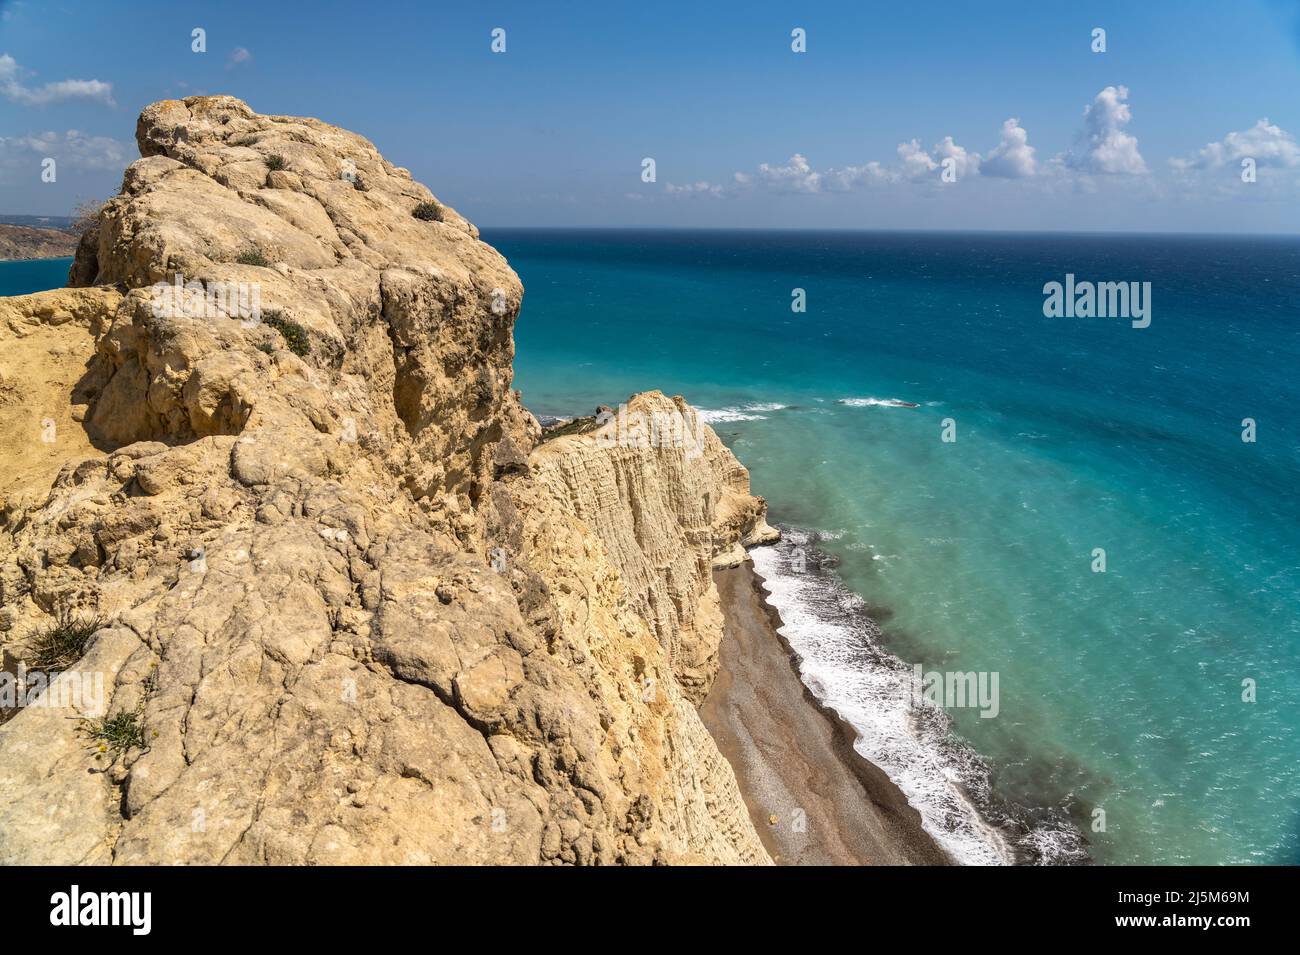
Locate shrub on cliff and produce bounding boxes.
[26,610,105,673]
[412,201,444,222]
[84,711,145,757]
[262,309,310,357]
[69,198,105,237]
[236,248,271,267]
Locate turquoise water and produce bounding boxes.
[7,239,1299,864]
[485,229,1300,865]
[0,257,72,294]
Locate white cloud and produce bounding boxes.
[897,139,939,179]
[656,90,1293,204]
[0,129,129,181]
[227,47,253,70]
[1173,118,1300,170]
[1063,85,1146,175]
[752,153,823,193]
[683,131,991,199]
[933,136,981,178]
[982,118,1037,178]
[664,180,725,197]
[0,53,114,107]
[892,136,981,181]
[823,160,895,190]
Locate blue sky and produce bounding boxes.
[3,0,1299,231]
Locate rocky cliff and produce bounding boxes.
[0,97,776,865]
[0,223,78,261]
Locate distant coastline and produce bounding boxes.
[0,214,76,230]
[0,224,78,263]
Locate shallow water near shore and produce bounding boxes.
[488,228,1300,866]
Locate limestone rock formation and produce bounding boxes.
[531,393,778,701]
[0,97,774,865]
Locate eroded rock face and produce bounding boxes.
[0,97,772,865]
[531,393,779,702]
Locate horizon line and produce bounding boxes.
[474,224,1300,239]
[6,217,1299,241]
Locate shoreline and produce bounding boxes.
[702,559,952,865]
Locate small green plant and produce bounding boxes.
[84,710,146,758]
[256,341,275,355]
[26,609,105,673]
[412,201,443,222]
[266,153,287,171]
[542,415,600,440]
[232,135,260,147]
[236,248,270,267]
[262,309,310,358]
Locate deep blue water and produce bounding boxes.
[484,229,1300,865]
[0,257,71,295]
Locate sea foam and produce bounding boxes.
[696,402,788,423]
[749,530,1017,866]
[837,396,917,409]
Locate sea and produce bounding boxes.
[6,230,1298,865]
